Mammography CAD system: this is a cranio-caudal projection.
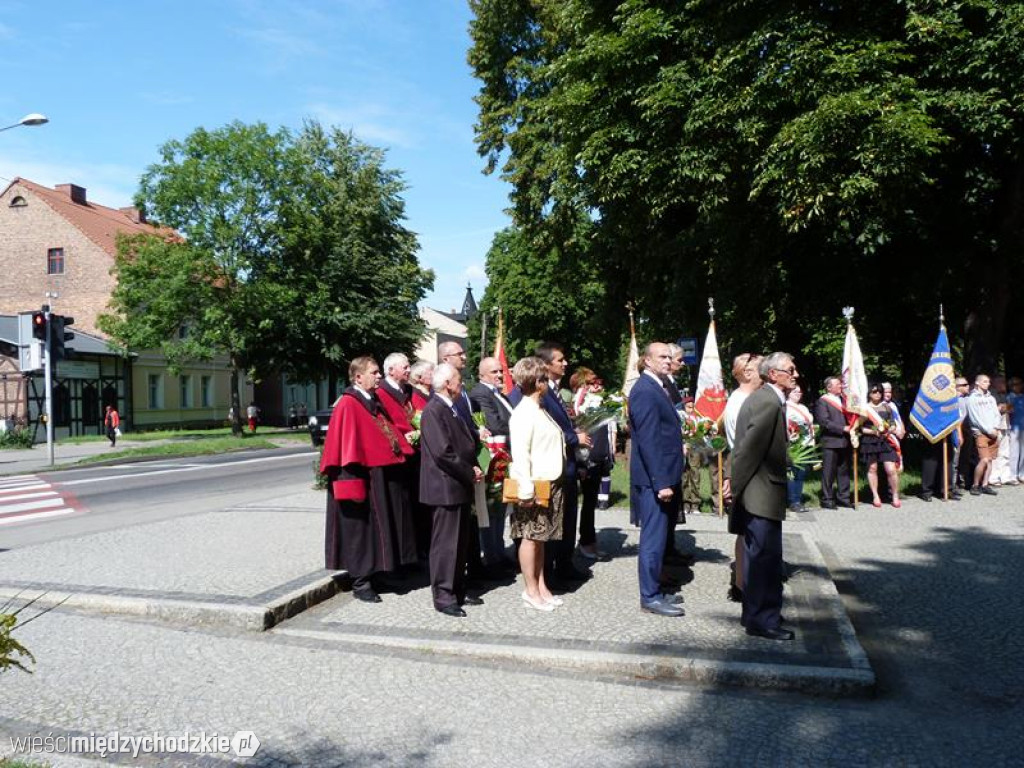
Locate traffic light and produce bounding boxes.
[51,315,75,362]
[31,311,47,341]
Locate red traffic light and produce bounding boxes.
[31,311,47,341]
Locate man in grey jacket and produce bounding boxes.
[729,351,799,641]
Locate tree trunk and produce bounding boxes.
[230,363,243,437]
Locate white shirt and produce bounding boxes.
[724,389,751,450]
[353,386,373,401]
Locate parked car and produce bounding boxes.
[308,406,334,447]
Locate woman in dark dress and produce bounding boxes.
[861,385,902,508]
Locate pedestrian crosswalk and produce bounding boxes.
[0,475,81,526]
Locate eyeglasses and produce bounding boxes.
[774,367,798,375]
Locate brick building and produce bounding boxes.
[0,177,243,438]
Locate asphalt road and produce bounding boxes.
[0,446,317,550]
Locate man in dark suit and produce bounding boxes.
[730,352,798,641]
[535,342,593,587]
[629,342,686,617]
[419,363,484,617]
[470,356,515,570]
[814,376,853,509]
[438,340,488,580]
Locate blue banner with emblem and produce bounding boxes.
[909,327,961,443]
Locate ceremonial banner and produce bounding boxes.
[910,326,961,443]
[841,321,870,419]
[694,321,727,422]
[622,325,640,396]
[493,309,514,394]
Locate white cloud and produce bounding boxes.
[463,263,486,281]
[306,102,415,149]
[234,26,326,68]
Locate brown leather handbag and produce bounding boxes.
[502,478,552,507]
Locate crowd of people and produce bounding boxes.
[318,338,1023,642]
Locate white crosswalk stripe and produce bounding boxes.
[0,475,81,526]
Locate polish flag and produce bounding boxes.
[694,320,727,422]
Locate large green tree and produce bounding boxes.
[99,121,432,432]
[469,0,1024,384]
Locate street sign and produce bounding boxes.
[678,337,699,366]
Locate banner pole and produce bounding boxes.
[853,448,859,507]
[943,440,949,502]
[717,452,724,517]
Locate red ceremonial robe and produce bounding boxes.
[320,388,416,576]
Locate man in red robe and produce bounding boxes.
[320,356,417,602]
[377,352,427,560]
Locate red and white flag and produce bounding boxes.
[842,320,870,419]
[493,309,513,394]
[694,320,727,422]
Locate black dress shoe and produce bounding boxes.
[437,604,466,617]
[837,501,855,509]
[353,589,382,603]
[919,494,933,502]
[820,501,837,510]
[461,595,484,606]
[641,598,685,617]
[727,585,744,603]
[745,625,794,641]
[982,486,998,495]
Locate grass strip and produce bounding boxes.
[72,437,278,465]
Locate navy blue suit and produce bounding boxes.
[539,384,581,570]
[629,372,684,602]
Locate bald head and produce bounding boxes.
[438,341,466,371]
[478,356,503,387]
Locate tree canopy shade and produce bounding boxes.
[98,121,432,432]
[469,0,1024,385]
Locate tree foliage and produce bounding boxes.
[467,221,622,381]
[100,121,432,429]
[469,0,1024,386]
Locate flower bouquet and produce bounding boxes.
[406,411,423,446]
[787,423,821,474]
[682,417,727,457]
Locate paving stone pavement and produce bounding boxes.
[1,488,1022,766]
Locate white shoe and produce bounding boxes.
[544,595,564,606]
[521,591,555,612]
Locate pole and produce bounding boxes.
[43,304,54,466]
[943,439,949,502]
[853,448,859,506]
[717,452,724,517]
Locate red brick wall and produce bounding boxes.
[0,181,117,336]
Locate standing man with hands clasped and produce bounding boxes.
[729,352,799,641]
[419,363,485,617]
[629,342,686,617]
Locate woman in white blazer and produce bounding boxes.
[508,356,566,611]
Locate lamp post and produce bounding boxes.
[0,113,49,132]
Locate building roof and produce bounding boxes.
[2,177,174,258]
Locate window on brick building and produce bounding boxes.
[9,196,27,207]
[180,375,192,408]
[148,374,163,410]
[47,248,65,275]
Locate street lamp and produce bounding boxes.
[0,113,49,132]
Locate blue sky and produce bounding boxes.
[0,0,510,313]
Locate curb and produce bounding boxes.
[277,625,876,697]
[0,572,346,632]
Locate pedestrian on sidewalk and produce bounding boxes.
[103,405,120,447]
[246,402,260,433]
